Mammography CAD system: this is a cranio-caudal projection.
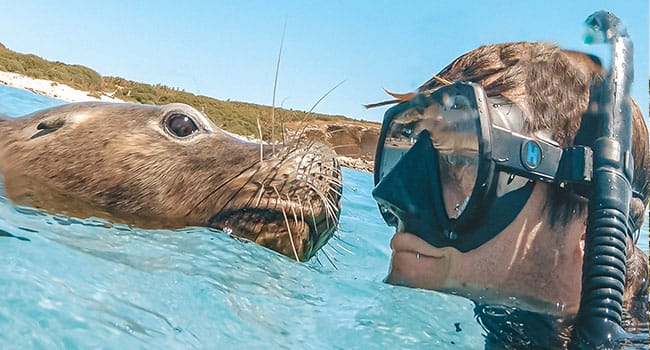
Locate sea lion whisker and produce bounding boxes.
[270,19,287,154]
[330,143,361,149]
[383,89,418,102]
[313,255,324,267]
[203,167,264,219]
[304,131,317,149]
[287,80,347,144]
[185,162,262,217]
[307,80,347,116]
[280,207,300,262]
[256,115,264,162]
[273,134,311,158]
[305,175,343,199]
[316,194,333,230]
[267,142,305,165]
[282,128,321,150]
[270,184,284,207]
[310,163,343,183]
[287,119,314,144]
[306,179,340,220]
[286,193,299,226]
[313,191,339,227]
[320,159,342,172]
[331,240,353,255]
[325,241,346,256]
[296,195,305,230]
[312,173,343,188]
[321,165,344,184]
[326,184,343,197]
[273,188,299,262]
[282,139,311,159]
[308,200,319,236]
[326,186,343,198]
[321,248,337,270]
[323,128,354,136]
[254,182,266,207]
[290,147,313,176]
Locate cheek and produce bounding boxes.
[439,165,476,218]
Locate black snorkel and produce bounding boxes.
[571,11,635,349]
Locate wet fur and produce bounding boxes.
[0,102,342,261]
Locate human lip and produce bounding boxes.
[386,231,452,289]
[390,232,448,259]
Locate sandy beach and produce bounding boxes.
[0,70,125,103]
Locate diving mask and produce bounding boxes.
[372,82,592,251]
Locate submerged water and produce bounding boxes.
[0,84,647,349]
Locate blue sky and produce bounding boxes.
[0,1,647,122]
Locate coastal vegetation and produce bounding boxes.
[0,42,364,140]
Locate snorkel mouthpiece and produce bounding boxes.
[572,11,634,349]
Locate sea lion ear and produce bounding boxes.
[31,115,67,139]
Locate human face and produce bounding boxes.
[386,183,586,316]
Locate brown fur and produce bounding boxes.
[0,102,342,261]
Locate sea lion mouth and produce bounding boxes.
[208,197,339,261]
[204,147,342,262]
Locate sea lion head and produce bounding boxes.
[0,101,342,261]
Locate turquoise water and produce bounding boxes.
[0,84,647,349]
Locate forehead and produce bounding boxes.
[61,102,207,123]
[37,102,159,120]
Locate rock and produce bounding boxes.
[286,120,381,173]
[336,156,374,173]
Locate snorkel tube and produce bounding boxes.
[572,11,634,349]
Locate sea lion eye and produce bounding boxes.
[166,114,198,137]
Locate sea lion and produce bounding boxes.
[0,101,342,261]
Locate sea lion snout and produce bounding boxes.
[207,141,342,261]
[0,101,342,261]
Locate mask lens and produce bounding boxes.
[436,93,479,218]
[379,90,480,220]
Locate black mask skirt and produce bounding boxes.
[372,82,593,252]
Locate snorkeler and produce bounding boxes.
[371,12,648,349]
